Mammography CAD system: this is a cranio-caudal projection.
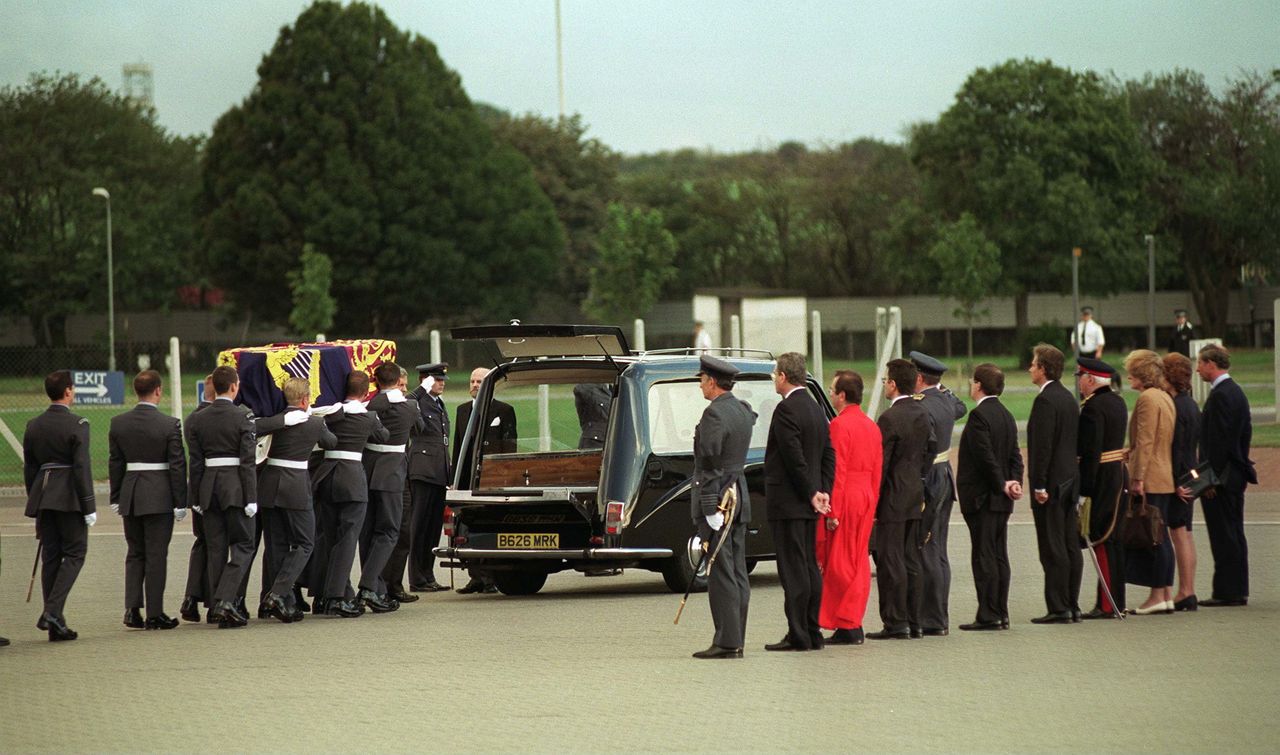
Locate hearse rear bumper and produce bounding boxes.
[433,546,673,560]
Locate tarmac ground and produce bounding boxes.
[0,493,1276,754]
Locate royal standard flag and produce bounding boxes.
[217,339,397,417]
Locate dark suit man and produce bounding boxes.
[254,377,338,622]
[312,371,387,617]
[574,383,612,449]
[395,362,451,594]
[956,364,1022,630]
[23,369,96,641]
[453,366,517,594]
[1195,345,1256,606]
[690,356,757,660]
[108,370,187,630]
[910,351,967,636]
[179,377,215,623]
[764,352,834,652]
[1075,358,1129,619]
[870,359,936,640]
[185,365,259,628]
[359,362,423,612]
[1167,309,1194,357]
[1026,344,1082,624]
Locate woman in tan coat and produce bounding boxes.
[1124,350,1177,614]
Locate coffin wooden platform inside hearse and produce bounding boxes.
[476,450,604,489]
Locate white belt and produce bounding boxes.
[205,457,239,467]
[365,443,406,454]
[126,462,169,472]
[324,450,363,462]
[266,458,309,470]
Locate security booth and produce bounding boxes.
[692,288,808,355]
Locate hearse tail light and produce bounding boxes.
[453,535,468,546]
[443,506,456,538]
[605,501,625,535]
[589,536,604,546]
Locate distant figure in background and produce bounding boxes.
[574,383,613,449]
[1071,307,1106,358]
[1163,352,1201,611]
[1167,309,1194,357]
[693,321,713,352]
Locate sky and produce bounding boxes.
[1,1,1277,154]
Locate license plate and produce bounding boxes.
[497,533,559,549]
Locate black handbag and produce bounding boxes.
[1121,494,1166,549]
[1178,461,1219,499]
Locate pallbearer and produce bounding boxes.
[690,356,756,660]
[108,370,188,630]
[1075,357,1129,618]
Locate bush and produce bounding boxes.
[1015,322,1071,367]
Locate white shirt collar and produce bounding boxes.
[342,399,368,414]
[137,401,157,407]
[1038,379,1056,394]
[977,395,997,405]
[783,386,805,400]
[1211,372,1231,389]
[215,396,234,403]
[890,394,910,405]
[383,388,406,403]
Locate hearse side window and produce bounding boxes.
[491,375,615,454]
[646,376,778,456]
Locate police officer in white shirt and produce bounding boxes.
[1071,307,1105,358]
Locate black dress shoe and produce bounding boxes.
[1173,595,1198,612]
[909,627,923,639]
[692,645,743,659]
[0,636,9,647]
[1199,597,1246,607]
[765,637,802,651]
[123,608,146,629]
[213,600,247,628]
[146,614,180,630]
[456,578,484,595]
[1071,610,1082,623]
[180,596,202,623]
[44,614,77,642]
[481,584,499,594]
[292,587,310,613]
[234,597,249,619]
[312,598,328,615]
[866,629,911,640]
[1001,616,1010,629]
[921,627,949,637]
[1030,611,1074,624]
[324,599,364,618]
[1081,608,1120,620]
[827,628,865,645]
[388,590,420,603]
[959,621,1004,631]
[263,593,294,623]
[36,614,48,631]
[410,581,449,593]
[358,589,399,614]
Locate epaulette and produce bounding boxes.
[78,417,89,425]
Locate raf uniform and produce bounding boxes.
[24,401,96,641]
[360,383,423,610]
[396,362,452,593]
[1075,358,1129,618]
[185,397,259,627]
[312,398,388,615]
[109,400,188,629]
[179,398,213,622]
[910,351,967,635]
[690,356,757,659]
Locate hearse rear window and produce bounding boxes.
[647,376,781,455]
[491,374,616,453]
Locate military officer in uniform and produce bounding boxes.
[23,369,96,641]
[185,365,259,628]
[359,362,423,612]
[179,376,216,623]
[254,377,338,622]
[1075,357,1129,619]
[393,362,451,594]
[1167,309,1194,357]
[910,351,967,637]
[108,369,188,630]
[690,356,757,659]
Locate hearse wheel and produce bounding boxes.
[493,571,548,596]
[661,535,709,593]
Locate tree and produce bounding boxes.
[911,59,1155,338]
[288,243,336,338]
[1127,69,1280,337]
[584,204,677,324]
[487,112,620,309]
[928,214,1002,363]
[200,1,562,334]
[0,73,201,347]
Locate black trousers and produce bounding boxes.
[205,505,255,603]
[770,518,822,649]
[237,511,269,604]
[38,510,87,619]
[184,510,209,604]
[317,495,366,600]
[707,522,750,649]
[920,488,954,630]
[123,512,175,617]
[382,483,415,592]
[873,518,922,632]
[963,508,1010,624]
[359,488,402,593]
[409,480,447,586]
[1203,483,1249,599]
[1031,485,1083,614]
[268,508,315,597]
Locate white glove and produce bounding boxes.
[420,375,435,392]
[284,410,308,427]
[245,503,258,518]
[174,508,188,522]
[110,502,120,515]
[192,505,203,515]
[84,512,97,527]
[705,511,725,531]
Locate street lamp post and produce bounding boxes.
[92,187,115,372]
[1145,234,1156,350]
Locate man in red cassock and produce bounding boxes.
[816,370,882,645]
